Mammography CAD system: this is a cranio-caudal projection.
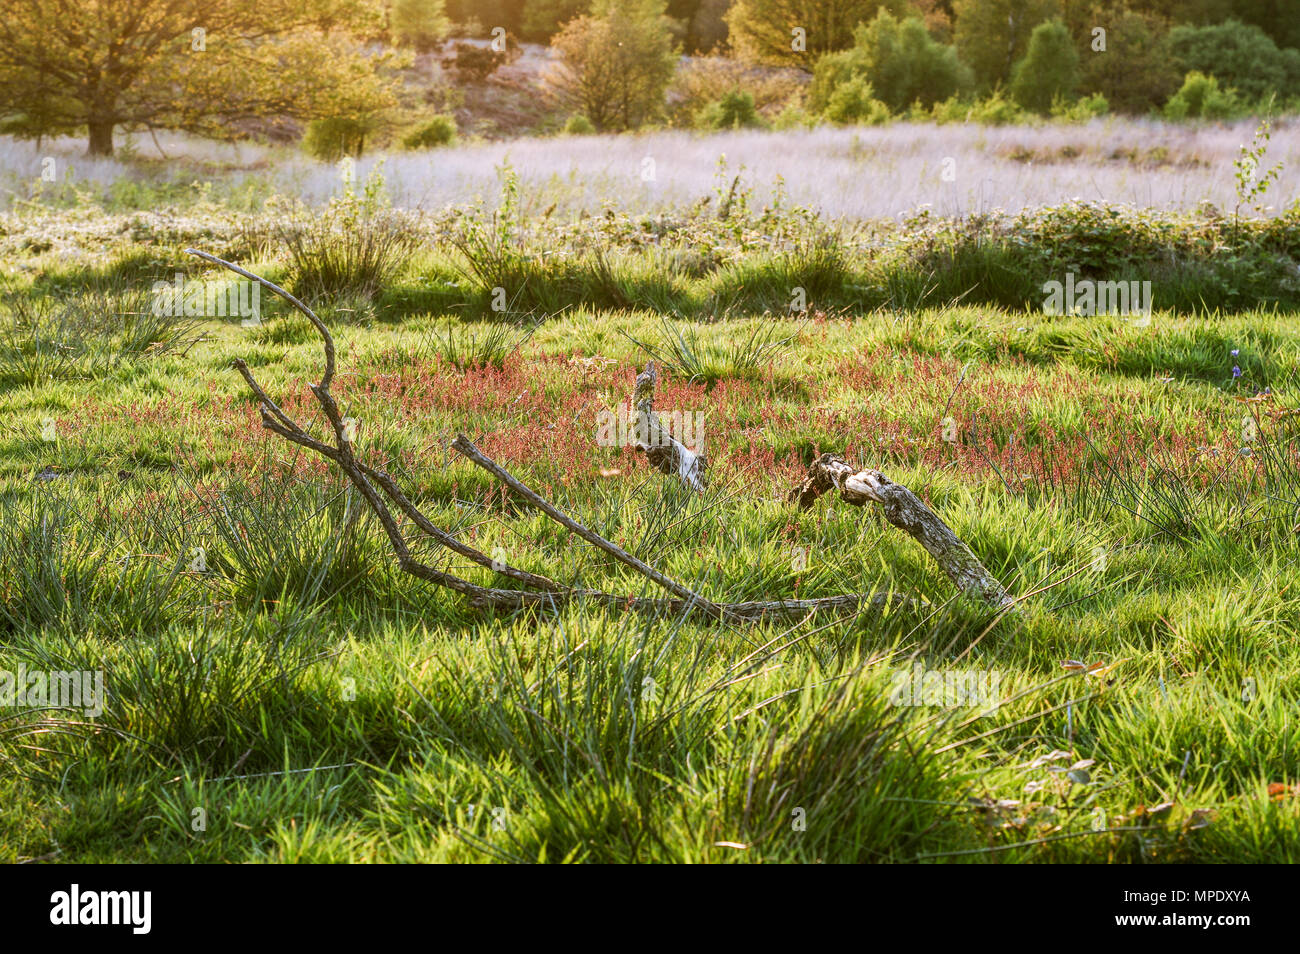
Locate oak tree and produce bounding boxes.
[0,0,391,156]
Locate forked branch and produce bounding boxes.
[188,249,1009,623]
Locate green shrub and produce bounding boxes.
[390,0,451,52]
[929,94,972,123]
[696,90,765,130]
[668,55,804,126]
[402,115,457,149]
[563,113,597,134]
[809,11,970,115]
[823,77,892,126]
[1010,19,1079,115]
[522,0,591,41]
[1051,92,1109,123]
[440,38,522,82]
[302,116,377,161]
[550,0,679,132]
[966,89,1026,125]
[1168,19,1300,103]
[1164,72,1240,121]
[953,0,1059,90]
[923,90,1033,126]
[770,103,816,130]
[279,161,420,303]
[1078,5,1181,115]
[885,199,1300,313]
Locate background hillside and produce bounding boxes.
[3,1,1300,162]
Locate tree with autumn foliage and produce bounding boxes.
[0,0,398,156]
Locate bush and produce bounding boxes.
[726,0,912,67]
[929,94,972,124]
[302,116,376,161]
[522,0,590,41]
[880,200,1300,313]
[668,54,804,125]
[402,115,457,149]
[1050,92,1108,123]
[563,113,596,134]
[697,90,765,130]
[1009,19,1079,115]
[1164,72,1241,121]
[771,103,816,129]
[279,161,420,304]
[390,0,451,52]
[1078,5,1181,115]
[440,39,521,82]
[953,0,1059,90]
[1168,19,1300,104]
[809,11,970,114]
[966,88,1026,125]
[823,77,892,125]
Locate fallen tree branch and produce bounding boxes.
[789,453,1013,610]
[629,361,706,491]
[190,249,907,624]
[450,433,724,619]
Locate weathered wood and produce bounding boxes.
[630,361,706,492]
[789,453,1013,610]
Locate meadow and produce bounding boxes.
[6,116,1300,218]
[2,124,1300,863]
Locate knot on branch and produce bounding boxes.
[787,452,1012,610]
[788,452,889,509]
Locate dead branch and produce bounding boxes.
[450,433,725,619]
[191,249,905,624]
[629,361,706,491]
[789,453,1013,610]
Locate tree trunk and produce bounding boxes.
[87,120,115,157]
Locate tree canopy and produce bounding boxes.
[548,0,679,131]
[0,0,394,155]
[726,0,909,69]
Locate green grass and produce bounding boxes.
[2,210,1300,863]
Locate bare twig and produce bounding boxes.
[450,433,724,618]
